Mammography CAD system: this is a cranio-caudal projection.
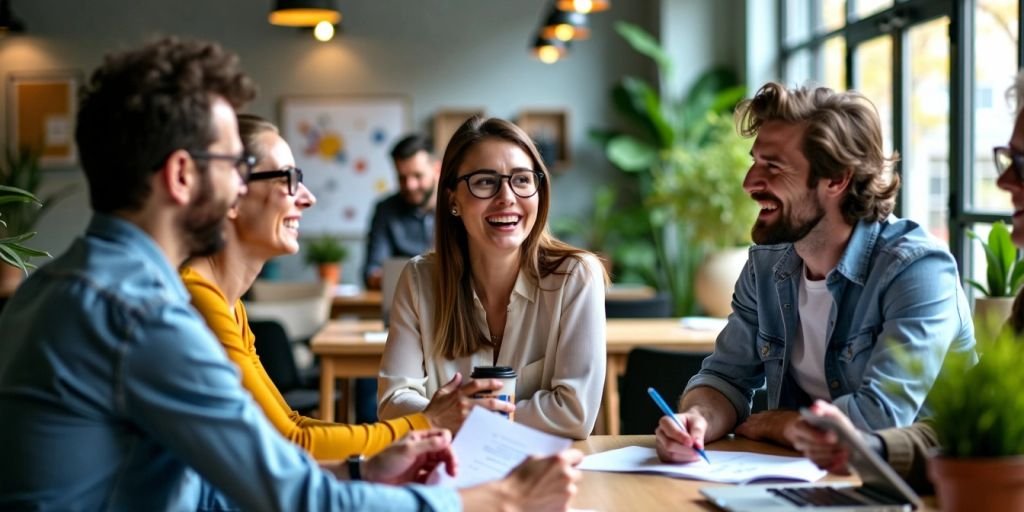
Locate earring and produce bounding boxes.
[450,207,459,216]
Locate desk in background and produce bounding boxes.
[311,317,720,433]
[329,284,658,319]
[330,289,382,319]
[573,435,857,511]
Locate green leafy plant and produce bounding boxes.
[590,21,755,315]
[304,235,348,265]
[966,221,1024,297]
[0,184,48,272]
[924,321,1024,458]
[0,148,74,240]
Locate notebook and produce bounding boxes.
[701,409,923,511]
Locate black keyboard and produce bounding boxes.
[769,486,871,507]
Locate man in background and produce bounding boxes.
[363,133,439,289]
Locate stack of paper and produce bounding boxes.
[430,407,572,488]
[579,446,826,484]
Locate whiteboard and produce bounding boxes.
[279,96,409,236]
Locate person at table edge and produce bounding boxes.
[657,81,976,462]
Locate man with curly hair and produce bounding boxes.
[655,82,976,463]
[0,37,582,511]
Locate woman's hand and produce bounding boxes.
[423,372,516,434]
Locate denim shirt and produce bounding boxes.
[0,214,459,512]
[686,217,976,430]
[363,193,435,283]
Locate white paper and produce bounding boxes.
[44,116,71,145]
[680,316,729,331]
[362,331,388,342]
[579,446,826,484]
[431,406,572,488]
[334,284,361,297]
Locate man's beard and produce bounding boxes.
[404,183,436,209]
[750,190,826,245]
[182,173,231,258]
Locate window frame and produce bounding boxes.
[778,0,1024,281]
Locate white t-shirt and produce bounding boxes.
[789,266,834,401]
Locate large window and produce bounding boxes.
[781,0,1022,297]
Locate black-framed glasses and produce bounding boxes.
[190,150,256,182]
[453,169,544,199]
[248,167,305,195]
[994,146,1024,181]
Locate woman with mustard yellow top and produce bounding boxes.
[182,114,501,461]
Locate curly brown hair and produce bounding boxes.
[735,82,901,224]
[76,36,256,213]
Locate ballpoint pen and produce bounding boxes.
[647,387,711,464]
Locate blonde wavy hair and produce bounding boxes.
[432,116,606,359]
[735,82,901,224]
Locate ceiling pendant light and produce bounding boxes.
[531,34,569,64]
[0,0,26,35]
[541,9,589,41]
[555,0,610,14]
[269,0,341,27]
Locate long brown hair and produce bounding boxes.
[432,116,605,359]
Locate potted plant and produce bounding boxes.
[304,235,348,286]
[0,148,69,293]
[966,220,1024,329]
[0,184,48,295]
[923,324,1024,510]
[591,22,756,316]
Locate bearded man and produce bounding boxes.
[654,82,977,463]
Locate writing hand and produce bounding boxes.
[655,408,708,463]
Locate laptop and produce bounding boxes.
[701,409,923,511]
[380,257,409,328]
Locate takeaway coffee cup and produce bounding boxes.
[470,366,517,420]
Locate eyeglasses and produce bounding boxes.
[190,151,257,182]
[453,169,544,199]
[248,167,305,195]
[994,146,1024,181]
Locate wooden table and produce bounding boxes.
[329,285,656,319]
[572,435,858,510]
[311,318,721,430]
[330,290,382,319]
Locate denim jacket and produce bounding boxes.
[685,217,976,430]
[0,214,458,511]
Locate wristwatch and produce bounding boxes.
[347,455,365,480]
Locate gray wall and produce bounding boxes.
[0,0,744,283]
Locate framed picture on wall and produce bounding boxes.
[279,95,410,236]
[517,109,570,171]
[433,108,485,155]
[6,71,80,167]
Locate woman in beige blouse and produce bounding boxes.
[378,116,607,439]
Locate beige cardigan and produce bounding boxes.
[377,253,607,439]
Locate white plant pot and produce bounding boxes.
[694,247,749,318]
[973,296,1015,335]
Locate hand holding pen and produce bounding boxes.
[649,387,712,464]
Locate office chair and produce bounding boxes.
[605,292,673,318]
[619,347,712,434]
[250,319,323,416]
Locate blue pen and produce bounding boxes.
[647,387,711,464]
